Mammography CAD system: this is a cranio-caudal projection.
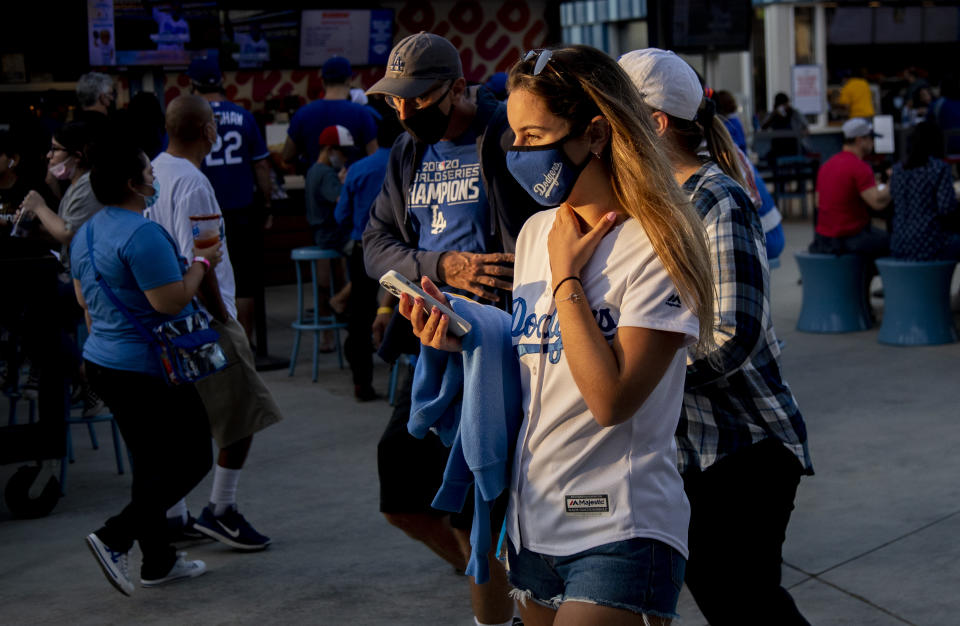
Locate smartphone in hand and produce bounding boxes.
[379,270,472,337]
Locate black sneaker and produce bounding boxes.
[354,384,378,402]
[193,505,271,551]
[167,514,208,543]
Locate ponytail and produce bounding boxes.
[666,99,746,189]
[700,102,746,188]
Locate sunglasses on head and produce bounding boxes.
[522,49,553,76]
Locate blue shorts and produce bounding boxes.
[506,537,685,620]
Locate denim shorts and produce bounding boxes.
[506,537,686,619]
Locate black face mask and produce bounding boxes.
[399,86,453,145]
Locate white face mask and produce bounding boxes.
[49,157,77,180]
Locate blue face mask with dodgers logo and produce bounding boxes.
[506,132,590,207]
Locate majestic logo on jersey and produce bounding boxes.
[564,494,610,516]
[532,162,562,199]
[664,293,682,308]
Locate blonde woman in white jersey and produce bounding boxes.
[400,45,715,625]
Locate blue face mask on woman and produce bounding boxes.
[141,180,159,209]
[506,132,591,207]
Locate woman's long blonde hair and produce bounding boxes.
[507,45,715,356]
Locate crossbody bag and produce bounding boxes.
[85,221,227,385]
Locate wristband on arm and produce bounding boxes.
[552,276,582,300]
[192,256,211,272]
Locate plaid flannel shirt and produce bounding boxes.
[677,162,812,475]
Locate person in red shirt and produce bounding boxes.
[810,118,891,256]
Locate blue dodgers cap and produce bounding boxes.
[187,56,221,86]
[322,56,352,82]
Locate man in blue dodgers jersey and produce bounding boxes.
[282,56,379,169]
[189,57,273,344]
[364,32,541,626]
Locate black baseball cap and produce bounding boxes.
[187,56,221,87]
[322,56,352,82]
[366,32,462,100]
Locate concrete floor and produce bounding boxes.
[2,219,959,625]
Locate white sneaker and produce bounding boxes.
[85,533,134,596]
[140,552,206,587]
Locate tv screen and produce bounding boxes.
[88,0,220,67]
[661,0,752,54]
[220,10,300,70]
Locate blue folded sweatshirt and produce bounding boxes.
[408,297,523,583]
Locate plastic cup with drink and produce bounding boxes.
[189,213,228,321]
[190,213,223,250]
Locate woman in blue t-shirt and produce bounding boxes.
[71,135,222,595]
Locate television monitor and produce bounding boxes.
[220,10,300,70]
[88,0,220,67]
[658,0,753,54]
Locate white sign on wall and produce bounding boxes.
[792,64,824,115]
[872,115,895,155]
[299,10,393,67]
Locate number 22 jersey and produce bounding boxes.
[201,100,270,212]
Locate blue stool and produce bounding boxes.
[795,252,872,333]
[876,258,958,346]
[62,410,126,494]
[289,246,348,381]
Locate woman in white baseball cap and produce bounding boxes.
[618,48,745,189]
[619,48,813,626]
[402,44,716,625]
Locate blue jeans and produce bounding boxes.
[506,537,686,620]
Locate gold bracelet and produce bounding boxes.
[377,306,394,315]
